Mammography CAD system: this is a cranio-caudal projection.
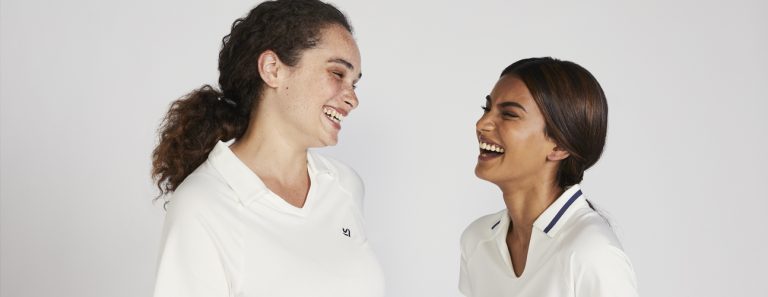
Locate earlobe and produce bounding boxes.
[258,50,280,88]
[547,146,570,161]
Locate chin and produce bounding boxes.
[325,133,340,146]
[474,166,490,181]
[312,136,339,148]
[475,165,505,185]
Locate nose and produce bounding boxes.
[476,112,494,134]
[342,85,359,109]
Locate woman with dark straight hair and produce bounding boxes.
[150,1,384,296]
[459,57,638,297]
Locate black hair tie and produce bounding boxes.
[217,96,237,108]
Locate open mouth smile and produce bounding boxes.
[323,106,346,129]
[478,137,505,161]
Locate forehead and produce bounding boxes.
[302,25,361,71]
[490,75,535,106]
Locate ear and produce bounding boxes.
[257,50,281,88]
[547,145,570,161]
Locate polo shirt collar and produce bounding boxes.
[207,141,333,205]
[532,184,588,238]
[306,149,333,177]
[489,184,588,239]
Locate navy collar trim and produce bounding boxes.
[542,189,583,233]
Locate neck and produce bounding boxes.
[498,177,563,240]
[229,113,309,183]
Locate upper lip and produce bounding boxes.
[324,105,349,117]
[478,135,503,148]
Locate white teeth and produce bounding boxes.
[323,107,345,123]
[479,142,505,153]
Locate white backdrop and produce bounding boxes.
[2,0,767,296]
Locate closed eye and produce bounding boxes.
[332,70,358,90]
[502,112,519,118]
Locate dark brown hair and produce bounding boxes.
[501,57,608,188]
[152,0,352,196]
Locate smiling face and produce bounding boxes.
[475,75,564,187]
[270,24,361,148]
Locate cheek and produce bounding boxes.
[527,136,555,161]
[324,72,349,92]
[502,129,550,157]
[326,78,344,95]
[297,76,336,105]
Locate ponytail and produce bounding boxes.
[151,85,248,196]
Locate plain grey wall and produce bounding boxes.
[1,0,766,296]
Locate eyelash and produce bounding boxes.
[481,105,518,118]
[333,71,357,89]
[502,112,518,118]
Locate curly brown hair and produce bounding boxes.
[151,0,352,196]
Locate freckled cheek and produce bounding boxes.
[317,76,342,94]
[327,85,346,99]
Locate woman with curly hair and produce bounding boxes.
[151,1,384,296]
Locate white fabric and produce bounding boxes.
[459,185,638,297]
[153,141,385,297]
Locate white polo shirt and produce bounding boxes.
[153,141,385,297]
[459,185,638,297]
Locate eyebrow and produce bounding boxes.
[486,95,527,112]
[328,58,363,79]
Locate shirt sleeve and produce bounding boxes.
[153,200,231,297]
[458,252,472,296]
[572,244,639,297]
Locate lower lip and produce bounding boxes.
[324,115,341,130]
[478,151,502,162]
